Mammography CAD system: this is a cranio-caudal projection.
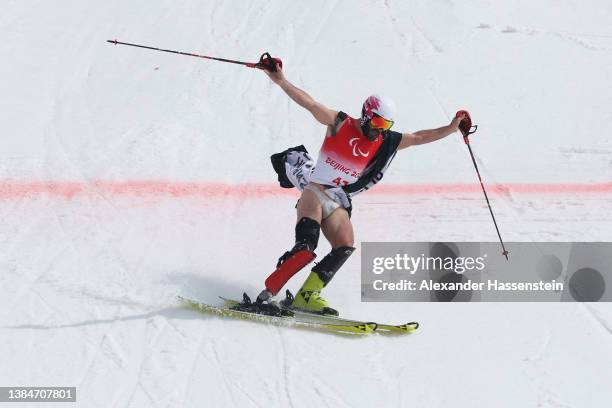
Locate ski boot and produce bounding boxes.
[283,246,356,316]
[287,271,339,316]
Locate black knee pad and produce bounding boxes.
[295,217,320,252]
[312,246,355,286]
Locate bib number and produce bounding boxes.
[332,177,349,187]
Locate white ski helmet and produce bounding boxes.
[360,94,396,140]
[360,94,397,126]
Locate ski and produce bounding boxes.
[220,294,419,335]
[285,308,419,334]
[178,296,377,335]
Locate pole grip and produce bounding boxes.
[255,52,283,71]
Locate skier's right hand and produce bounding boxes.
[450,112,466,132]
[454,110,474,136]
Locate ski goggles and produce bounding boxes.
[369,115,394,131]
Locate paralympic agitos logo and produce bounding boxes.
[349,137,369,157]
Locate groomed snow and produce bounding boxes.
[1,1,612,407]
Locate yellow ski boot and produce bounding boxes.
[291,271,339,316]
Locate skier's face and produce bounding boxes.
[362,114,392,141]
[366,127,382,141]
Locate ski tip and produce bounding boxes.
[378,322,419,334]
[177,296,200,311]
[398,322,419,332]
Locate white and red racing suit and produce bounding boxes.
[310,116,382,187]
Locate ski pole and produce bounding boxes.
[456,110,509,260]
[106,39,282,71]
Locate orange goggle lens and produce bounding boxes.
[370,115,394,131]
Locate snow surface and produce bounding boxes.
[1,1,612,407]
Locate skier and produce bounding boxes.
[256,60,467,316]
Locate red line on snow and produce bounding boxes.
[1,181,611,200]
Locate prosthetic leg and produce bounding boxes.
[256,217,320,303]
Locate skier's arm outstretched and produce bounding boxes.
[263,63,337,126]
[398,114,466,150]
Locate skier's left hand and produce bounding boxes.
[450,111,467,131]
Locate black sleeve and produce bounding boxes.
[331,111,349,136]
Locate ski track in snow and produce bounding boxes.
[476,23,610,51]
[582,304,612,336]
[276,329,295,408]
